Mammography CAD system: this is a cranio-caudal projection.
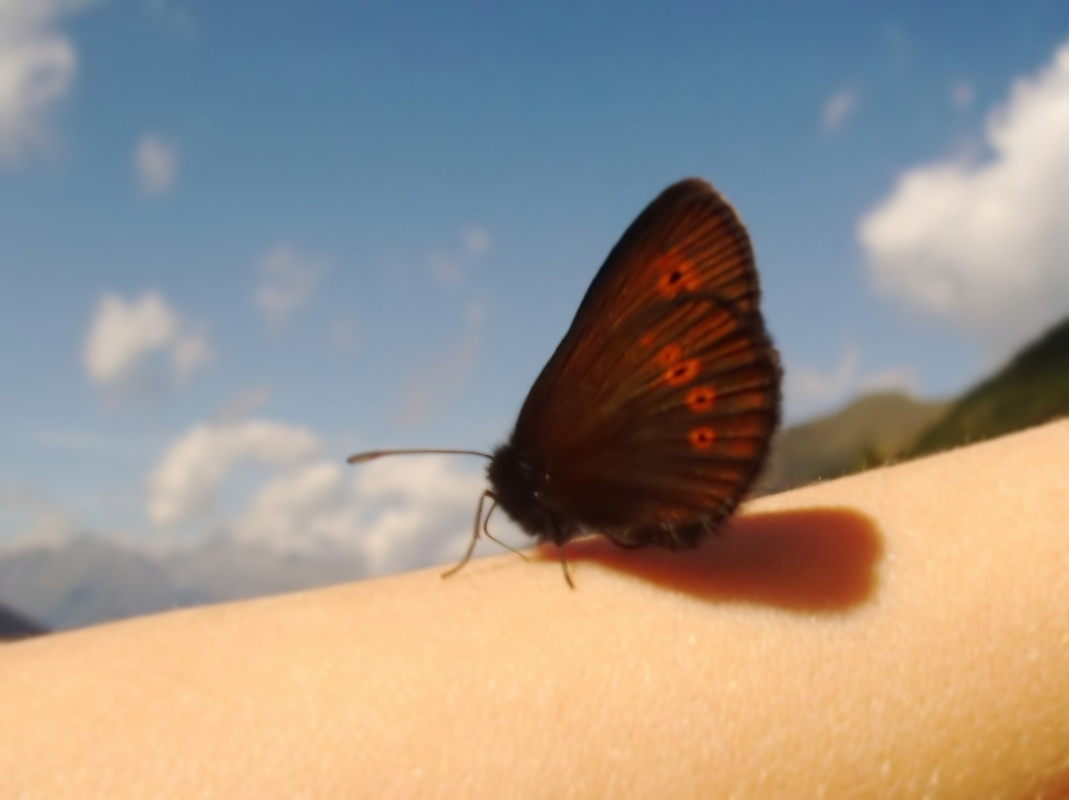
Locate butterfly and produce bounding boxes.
[350,178,781,586]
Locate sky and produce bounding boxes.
[2,0,1069,574]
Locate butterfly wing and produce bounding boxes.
[508,178,780,547]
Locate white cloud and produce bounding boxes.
[232,462,348,550]
[147,419,321,526]
[401,302,485,425]
[82,291,214,391]
[147,416,522,575]
[83,293,176,384]
[427,226,492,284]
[463,226,491,256]
[859,42,1069,355]
[253,453,531,574]
[0,0,84,166]
[788,342,860,410]
[254,244,325,328]
[427,251,461,284]
[346,455,512,573]
[0,484,76,548]
[134,133,178,196]
[233,454,516,573]
[822,87,858,132]
[331,319,358,352]
[171,325,211,380]
[787,342,917,420]
[952,80,974,110]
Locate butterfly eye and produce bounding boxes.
[688,426,717,450]
[664,358,701,386]
[685,385,716,412]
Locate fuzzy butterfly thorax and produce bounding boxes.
[486,441,574,545]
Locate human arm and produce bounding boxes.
[1,421,1067,798]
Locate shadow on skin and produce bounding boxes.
[536,507,883,612]
[1020,767,1069,800]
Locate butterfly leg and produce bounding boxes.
[441,489,493,580]
[538,508,576,589]
[557,550,575,589]
[481,498,530,562]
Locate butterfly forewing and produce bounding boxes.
[570,178,761,325]
[506,179,780,548]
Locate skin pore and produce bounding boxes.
[1,421,1067,798]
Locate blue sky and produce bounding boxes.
[2,1,1069,571]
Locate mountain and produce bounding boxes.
[0,536,368,631]
[755,391,950,495]
[906,315,1069,457]
[757,313,1069,495]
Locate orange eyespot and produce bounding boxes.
[686,385,716,412]
[655,343,683,367]
[639,331,656,347]
[689,427,716,450]
[664,358,701,386]
[653,253,701,298]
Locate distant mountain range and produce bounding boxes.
[0,536,367,632]
[905,315,1069,458]
[759,313,1069,494]
[3,315,1067,633]
[755,391,950,495]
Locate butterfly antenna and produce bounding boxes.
[348,448,492,464]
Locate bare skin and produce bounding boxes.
[1,421,1067,799]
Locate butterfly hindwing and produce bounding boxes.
[535,297,778,534]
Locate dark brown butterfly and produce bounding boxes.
[350,178,781,586]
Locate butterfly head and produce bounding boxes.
[487,440,572,544]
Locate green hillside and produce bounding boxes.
[906,315,1069,457]
[755,391,950,495]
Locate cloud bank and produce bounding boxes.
[148,419,321,526]
[860,41,1069,355]
[427,226,492,284]
[822,87,858,133]
[0,0,84,165]
[254,244,325,329]
[134,133,178,195]
[146,418,510,575]
[82,291,213,392]
[787,343,916,420]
